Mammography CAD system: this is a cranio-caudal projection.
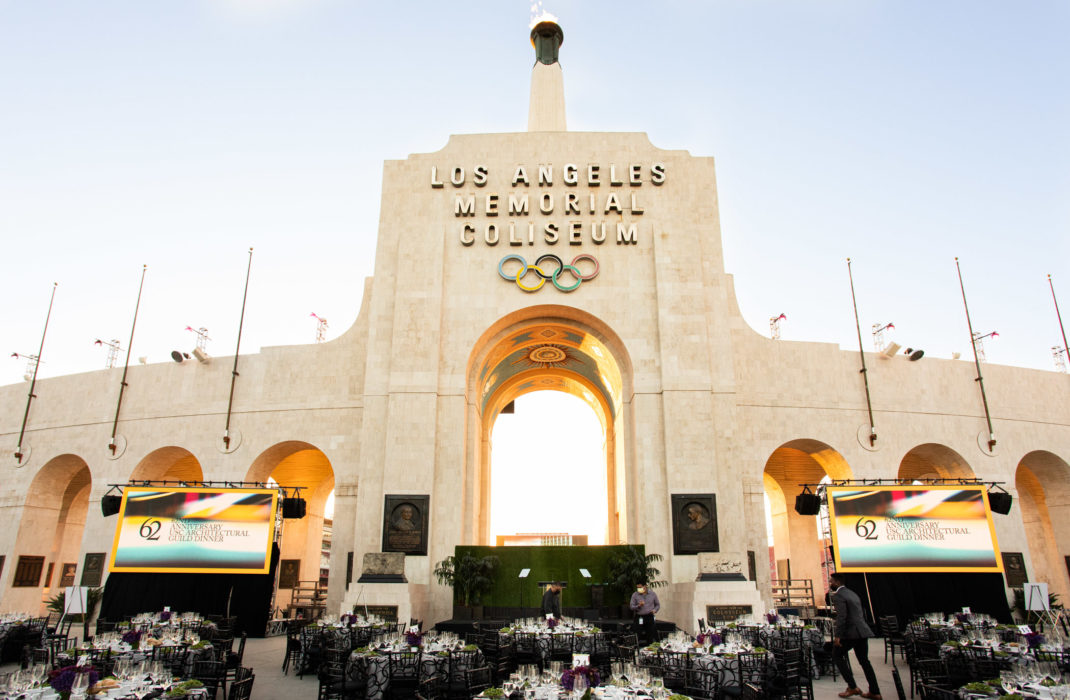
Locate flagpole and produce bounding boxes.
[14,283,58,465]
[109,265,148,454]
[955,258,996,451]
[1050,275,1069,362]
[847,259,877,445]
[223,248,253,449]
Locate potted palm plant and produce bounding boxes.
[433,552,500,620]
[606,545,667,618]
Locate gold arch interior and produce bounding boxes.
[476,320,625,545]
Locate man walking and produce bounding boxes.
[541,581,562,619]
[830,572,882,700]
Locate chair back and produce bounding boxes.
[227,674,254,700]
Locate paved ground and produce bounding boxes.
[3,634,909,700]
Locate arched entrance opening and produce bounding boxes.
[490,390,607,544]
[898,443,976,481]
[129,446,203,482]
[763,440,852,603]
[1015,451,1070,601]
[247,442,335,615]
[466,307,632,546]
[4,454,92,613]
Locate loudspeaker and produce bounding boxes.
[794,492,821,516]
[988,491,1012,515]
[101,494,122,517]
[282,497,307,519]
[192,347,211,364]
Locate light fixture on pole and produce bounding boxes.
[311,313,329,343]
[769,313,786,340]
[972,331,998,363]
[1047,275,1068,372]
[14,282,58,465]
[11,352,40,382]
[94,339,123,369]
[185,326,211,364]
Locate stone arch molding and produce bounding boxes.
[465,304,635,545]
[1014,450,1070,601]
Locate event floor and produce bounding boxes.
[2,633,908,700]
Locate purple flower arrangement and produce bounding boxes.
[404,630,424,648]
[121,629,143,647]
[955,613,970,624]
[159,611,172,622]
[547,617,559,630]
[765,612,779,624]
[1024,632,1045,649]
[561,665,600,691]
[49,665,100,696]
[697,632,722,646]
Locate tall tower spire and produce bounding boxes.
[528,19,566,132]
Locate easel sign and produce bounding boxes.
[1025,582,1049,611]
[63,586,88,616]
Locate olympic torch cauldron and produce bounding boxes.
[530,18,564,65]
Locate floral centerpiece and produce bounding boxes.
[765,611,779,624]
[159,611,172,622]
[121,629,143,649]
[561,665,600,691]
[547,617,559,630]
[404,630,424,649]
[49,665,99,699]
[1024,632,1045,649]
[696,632,722,647]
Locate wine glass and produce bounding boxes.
[71,671,90,699]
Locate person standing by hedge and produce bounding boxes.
[541,581,563,619]
[630,582,660,644]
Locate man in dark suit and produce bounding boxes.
[830,573,882,700]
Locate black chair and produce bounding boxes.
[388,650,423,700]
[444,648,482,700]
[463,667,492,698]
[615,633,639,664]
[659,650,690,691]
[513,632,541,670]
[283,620,308,675]
[910,658,951,698]
[879,616,908,664]
[479,631,514,683]
[742,682,766,700]
[415,676,440,700]
[548,633,574,663]
[683,667,721,700]
[318,660,363,700]
[891,665,908,700]
[192,658,227,700]
[916,683,957,700]
[724,652,771,698]
[227,672,254,700]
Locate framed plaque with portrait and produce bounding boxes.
[1002,552,1028,588]
[672,494,719,555]
[278,559,301,589]
[80,553,105,587]
[382,495,429,556]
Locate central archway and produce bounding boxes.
[465,306,633,546]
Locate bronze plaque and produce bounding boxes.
[1002,552,1028,588]
[382,495,429,556]
[706,605,753,623]
[363,605,399,622]
[279,559,301,589]
[672,494,719,555]
[80,553,105,587]
[59,563,77,588]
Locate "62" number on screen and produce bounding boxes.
[854,517,878,540]
[139,518,162,541]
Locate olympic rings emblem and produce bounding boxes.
[497,254,600,292]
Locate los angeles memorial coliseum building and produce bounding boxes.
[2,20,1068,629]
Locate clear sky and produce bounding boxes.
[2,1,1068,388]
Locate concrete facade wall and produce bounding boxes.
[2,130,1068,628]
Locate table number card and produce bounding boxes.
[573,654,590,668]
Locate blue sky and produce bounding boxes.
[2,0,1068,387]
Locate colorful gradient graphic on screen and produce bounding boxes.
[109,488,277,574]
[826,486,1003,573]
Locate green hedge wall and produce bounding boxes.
[453,544,643,608]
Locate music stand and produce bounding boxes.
[519,569,530,610]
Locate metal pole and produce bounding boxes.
[14,283,58,464]
[224,248,254,448]
[847,259,877,445]
[1050,274,1069,361]
[109,265,147,454]
[955,258,996,451]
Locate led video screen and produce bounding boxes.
[826,486,1003,573]
[109,487,277,574]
